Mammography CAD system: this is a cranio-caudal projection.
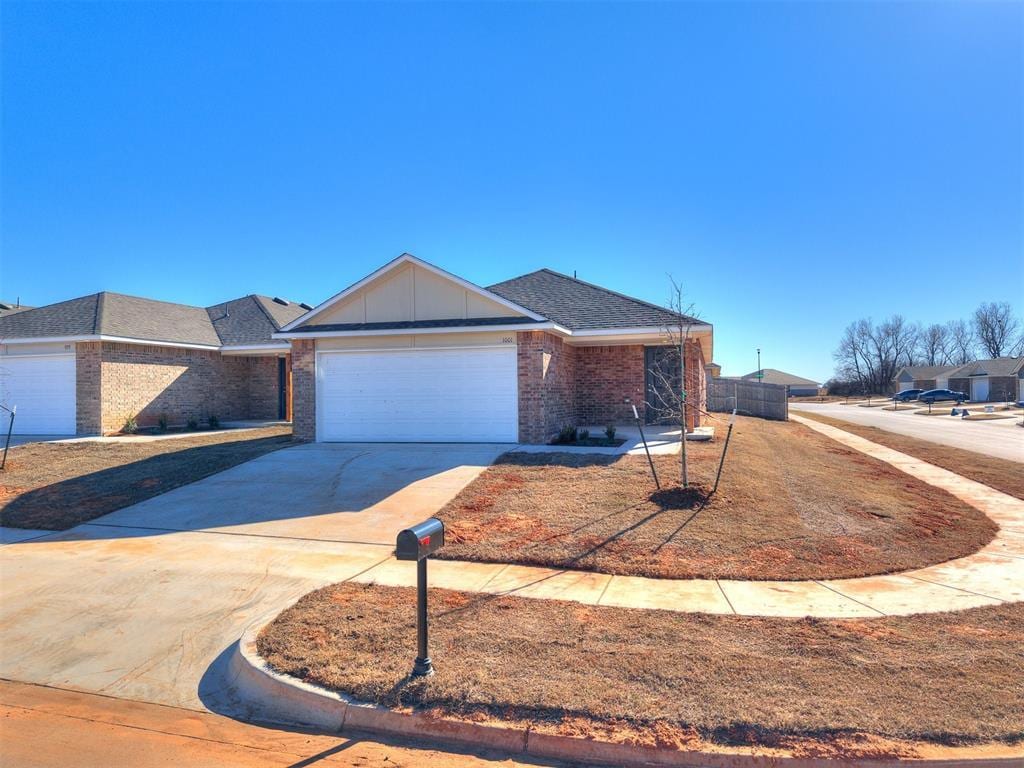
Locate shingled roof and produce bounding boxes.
[740,368,820,387]
[0,292,307,347]
[487,269,703,331]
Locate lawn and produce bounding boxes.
[0,426,295,530]
[258,582,1024,756]
[796,411,1024,500]
[435,416,995,580]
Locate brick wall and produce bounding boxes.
[516,331,577,443]
[96,343,283,433]
[75,341,102,435]
[683,338,706,432]
[574,344,645,426]
[949,375,1019,403]
[291,339,316,441]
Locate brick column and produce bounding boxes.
[75,341,102,435]
[291,339,316,441]
[684,339,706,432]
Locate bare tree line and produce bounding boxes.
[831,302,1023,394]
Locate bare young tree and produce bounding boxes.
[945,319,976,365]
[916,323,950,366]
[646,277,699,487]
[973,302,1021,358]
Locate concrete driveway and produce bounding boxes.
[0,442,506,712]
[791,402,1024,462]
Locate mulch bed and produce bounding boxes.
[258,582,1024,755]
[0,426,295,530]
[797,411,1024,501]
[434,415,996,580]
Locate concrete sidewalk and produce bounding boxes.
[352,415,1023,618]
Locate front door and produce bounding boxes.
[644,346,681,425]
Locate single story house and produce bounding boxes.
[740,368,820,397]
[274,254,713,443]
[0,292,308,434]
[891,364,960,393]
[947,357,1024,403]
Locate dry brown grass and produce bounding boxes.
[797,411,1024,500]
[0,427,294,530]
[435,416,995,580]
[258,582,1024,751]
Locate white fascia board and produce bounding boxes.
[1,335,97,345]
[1,334,223,351]
[570,323,714,338]
[278,253,547,332]
[219,342,291,355]
[274,322,568,340]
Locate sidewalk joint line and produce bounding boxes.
[595,574,613,606]
[905,574,1007,602]
[715,580,737,614]
[813,580,886,616]
[82,522,392,549]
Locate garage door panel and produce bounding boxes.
[318,347,517,442]
[0,355,76,434]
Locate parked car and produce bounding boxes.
[892,389,924,402]
[917,388,968,404]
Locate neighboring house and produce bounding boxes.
[0,292,308,434]
[740,368,820,397]
[0,301,33,317]
[274,254,713,443]
[947,357,1024,403]
[891,364,960,393]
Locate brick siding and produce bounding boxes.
[516,331,577,443]
[949,375,1019,403]
[78,342,284,434]
[291,339,316,441]
[75,341,102,434]
[575,345,646,426]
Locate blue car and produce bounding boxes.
[917,388,968,404]
[892,389,924,402]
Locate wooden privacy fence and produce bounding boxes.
[707,378,789,421]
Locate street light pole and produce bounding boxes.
[757,348,761,381]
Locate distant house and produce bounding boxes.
[740,368,820,397]
[947,357,1024,403]
[892,364,960,393]
[0,301,33,318]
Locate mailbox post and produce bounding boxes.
[395,517,445,677]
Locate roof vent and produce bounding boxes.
[299,302,313,310]
[272,297,289,306]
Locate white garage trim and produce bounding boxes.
[0,353,76,434]
[315,345,518,443]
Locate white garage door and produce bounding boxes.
[971,378,990,402]
[899,381,915,392]
[318,346,517,442]
[0,354,76,434]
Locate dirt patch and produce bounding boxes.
[258,582,1024,750]
[797,412,1024,500]
[435,416,996,580]
[0,427,295,530]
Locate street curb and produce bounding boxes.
[232,619,1023,767]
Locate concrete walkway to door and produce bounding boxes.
[351,416,1023,617]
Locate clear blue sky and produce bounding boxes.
[2,2,1021,382]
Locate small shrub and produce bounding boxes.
[186,417,199,431]
[207,415,220,430]
[578,428,590,441]
[122,415,139,434]
[557,424,578,444]
[157,414,168,432]
[605,424,617,440]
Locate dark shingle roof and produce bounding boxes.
[208,295,308,346]
[290,317,542,334]
[0,294,101,338]
[487,269,703,330]
[949,357,1024,378]
[0,291,307,347]
[740,368,820,387]
[894,364,960,381]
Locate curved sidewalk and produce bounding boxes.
[352,415,1023,617]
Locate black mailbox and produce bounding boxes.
[396,518,445,561]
